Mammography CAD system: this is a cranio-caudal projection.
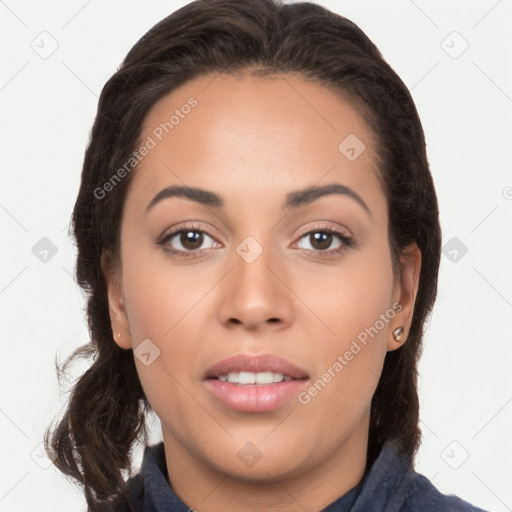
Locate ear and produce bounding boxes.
[387,242,422,351]
[101,249,132,350]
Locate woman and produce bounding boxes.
[44,0,491,510]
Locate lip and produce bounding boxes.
[203,354,309,413]
[204,353,309,380]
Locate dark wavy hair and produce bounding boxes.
[44,0,441,510]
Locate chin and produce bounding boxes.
[197,432,318,481]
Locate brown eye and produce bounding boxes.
[296,230,344,253]
[309,232,334,251]
[159,228,218,256]
[179,230,204,251]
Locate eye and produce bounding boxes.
[157,224,219,258]
[294,225,353,255]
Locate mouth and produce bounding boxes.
[216,371,295,384]
[204,354,309,412]
[205,353,309,382]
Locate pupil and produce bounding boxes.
[181,231,203,250]
[311,232,331,250]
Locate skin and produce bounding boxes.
[102,72,421,512]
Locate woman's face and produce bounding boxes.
[104,72,420,488]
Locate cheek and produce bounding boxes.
[120,244,214,418]
[295,235,395,347]
[121,240,211,340]
[294,240,394,414]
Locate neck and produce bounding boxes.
[162,412,370,512]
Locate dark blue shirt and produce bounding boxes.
[125,439,491,511]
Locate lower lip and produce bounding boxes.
[204,379,308,412]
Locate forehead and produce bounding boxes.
[125,72,384,216]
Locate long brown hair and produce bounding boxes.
[44,0,441,510]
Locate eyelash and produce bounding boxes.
[156,223,354,259]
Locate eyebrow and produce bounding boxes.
[146,183,371,216]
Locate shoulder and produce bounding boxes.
[401,470,490,512]
[352,439,491,512]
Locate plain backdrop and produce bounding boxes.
[1,0,511,510]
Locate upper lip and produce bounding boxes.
[204,354,309,380]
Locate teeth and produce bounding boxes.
[217,371,292,384]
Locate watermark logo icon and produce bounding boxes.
[441,31,469,60]
[338,134,366,161]
[134,338,161,366]
[236,236,263,264]
[237,442,262,468]
[442,236,468,263]
[440,441,469,469]
[30,31,59,59]
[32,237,58,263]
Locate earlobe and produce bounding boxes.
[101,250,132,350]
[387,242,422,351]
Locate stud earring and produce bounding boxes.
[392,326,404,341]
[117,332,121,338]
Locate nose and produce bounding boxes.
[217,241,294,332]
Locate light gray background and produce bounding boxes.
[1,0,511,510]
